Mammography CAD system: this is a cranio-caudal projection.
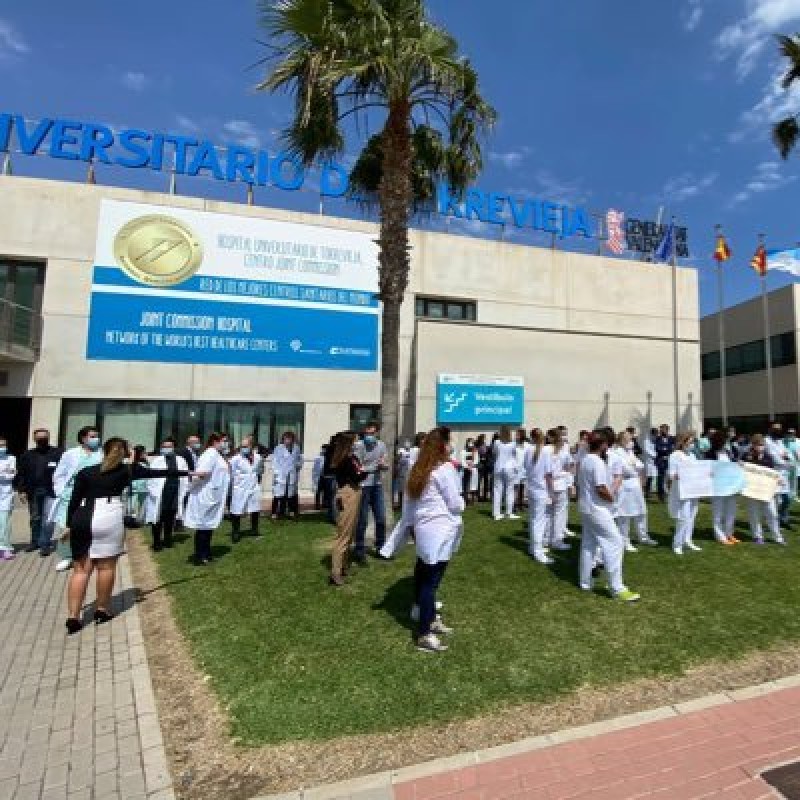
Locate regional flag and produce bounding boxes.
[767,247,800,276]
[751,244,767,276]
[713,234,731,263]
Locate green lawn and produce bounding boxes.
[149,500,800,746]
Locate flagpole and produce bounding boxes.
[760,233,774,422]
[671,216,680,431]
[715,225,728,427]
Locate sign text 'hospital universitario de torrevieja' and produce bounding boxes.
[0,113,599,240]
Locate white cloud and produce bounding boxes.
[175,114,200,134]
[488,145,532,169]
[0,18,28,58]
[728,159,797,206]
[683,0,704,31]
[532,169,590,204]
[121,71,148,92]
[715,0,800,80]
[222,119,261,148]
[730,60,800,142]
[662,171,718,203]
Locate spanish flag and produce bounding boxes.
[713,234,731,262]
[751,244,767,276]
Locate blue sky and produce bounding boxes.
[1,0,800,315]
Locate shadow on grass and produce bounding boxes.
[371,575,416,634]
[498,534,580,590]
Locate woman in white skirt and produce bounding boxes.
[668,431,701,555]
[229,436,263,542]
[612,431,657,551]
[65,437,187,634]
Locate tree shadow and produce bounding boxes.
[371,575,416,633]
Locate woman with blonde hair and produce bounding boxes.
[407,426,464,653]
[64,437,187,634]
[668,431,701,555]
[329,432,366,586]
[525,428,555,564]
[492,426,518,521]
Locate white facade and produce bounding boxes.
[0,175,702,463]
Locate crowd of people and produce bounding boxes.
[1,418,796,653]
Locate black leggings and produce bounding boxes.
[194,529,213,561]
[413,558,448,635]
[151,509,177,549]
[231,512,260,538]
[272,495,298,517]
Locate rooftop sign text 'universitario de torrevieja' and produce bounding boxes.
[0,112,598,241]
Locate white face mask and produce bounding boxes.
[625,441,635,451]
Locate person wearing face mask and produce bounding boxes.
[271,431,303,520]
[492,426,519,521]
[547,428,575,552]
[229,436,263,541]
[15,428,63,555]
[612,430,657,551]
[353,424,389,562]
[312,444,328,511]
[765,423,793,530]
[0,436,17,561]
[783,428,800,507]
[393,439,412,510]
[642,428,658,500]
[460,438,480,505]
[706,430,740,546]
[668,431,701,555]
[129,445,150,524]
[185,433,232,565]
[144,437,190,551]
[49,426,103,572]
[64,437,189,633]
[743,434,786,545]
[525,428,555,564]
[175,435,202,532]
[578,431,639,602]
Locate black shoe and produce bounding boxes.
[192,556,211,566]
[94,609,114,624]
[232,531,241,543]
[152,544,163,552]
[40,547,52,557]
[591,565,604,578]
[25,543,39,553]
[353,555,368,566]
[66,618,83,635]
[163,539,173,549]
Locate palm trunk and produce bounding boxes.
[377,102,413,519]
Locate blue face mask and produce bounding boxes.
[161,447,174,456]
[191,442,202,452]
[86,436,100,451]
[0,447,7,455]
[364,435,377,445]
[240,447,251,456]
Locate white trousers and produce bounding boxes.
[672,500,699,550]
[528,490,549,558]
[492,471,515,518]
[580,510,624,593]
[615,515,647,547]
[747,498,782,542]
[548,490,569,547]
[711,495,737,542]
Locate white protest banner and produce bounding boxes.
[677,460,714,500]
[741,463,781,503]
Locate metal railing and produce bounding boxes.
[0,297,41,359]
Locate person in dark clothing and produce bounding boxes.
[329,432,367,586]
[144,437,190,551]
[64,437,188,634]
[15,428,63,554]
[320,436,338,523]
[654,424,675,502]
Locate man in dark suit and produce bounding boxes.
[175,434,201,530]
[654,424,675,502]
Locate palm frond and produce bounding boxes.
[773,115,800,159]
[777,33,800,89]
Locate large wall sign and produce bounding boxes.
[436,374,525,425]
[87,200,379,371]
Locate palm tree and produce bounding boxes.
[773,33,800,158]
[257,0,495,492]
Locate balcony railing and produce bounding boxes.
[0,297,41,361]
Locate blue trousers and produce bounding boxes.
[778,493,791,526]
[354,484,386,557]
[28,489,54,550]
[414,558,448,635]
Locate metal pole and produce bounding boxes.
[671,218,680,431]
[716,261,728,426]
[762,271,775,422]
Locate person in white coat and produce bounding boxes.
[492,426,519,521]
[643,428,658,500]
[50,426,103,572]
[705,430,740,546]
[229,436,263,542]
[271,432,303,519]
[405,427,464,654]
[547,428,574,552]
[743,434,785,545]
[612,431,657,551]
[525,429,555,564]
[0,436,16,560]
[578,431,640,602]
[144,437,189,551]
[380,433,426,561]
[668,431,701,555]
[514,429,530,510]
[185,433,231,565]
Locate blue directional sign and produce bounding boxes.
[436,374,525,425]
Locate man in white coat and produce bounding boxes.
[144,437,189,551]
[229,436,264,541]
[578,431,640,602]
[271,432,303,519]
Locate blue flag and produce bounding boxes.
[653,222,675,263]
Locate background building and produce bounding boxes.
[0,175,702,478]
[701,284,799,433]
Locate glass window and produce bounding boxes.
[446,303,465,320]
[702,351,720,381]
[740,340,765,372]
[427,301,444,318]
[415,296,476,322]
[771,332,796,368]
[102,401,159,453]
[415,298,424,316]
[62,401,99,448]
[350,404,381,432]
[726,345,742,375]
[271,404,305,449]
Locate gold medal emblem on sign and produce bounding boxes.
[113,214,203,286]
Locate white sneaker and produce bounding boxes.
[686,542,702,552]
[55,559,72,572]
[430,617,453,635]
[564,528,578,538]
[533,553,555,565]
[639,537,658,546]
[416,634,448,653]
[508,513,521,520]
[493,515,505,521]
[625,543,638,553]
[672,547,683,556]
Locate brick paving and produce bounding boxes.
[0,512,175,800]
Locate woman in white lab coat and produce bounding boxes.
[668,431,701,555]
[612,431,657,551]
[229,437,263,542]
[525,428,554,564]
[406,426,464,654]
[643,428,659,500]
[271,431,303,519]
[144,437,189,551]
[706,430,740,545]
[547,428,574,551]
[0,436,16,560]
[492,426,519,521]
[185,433,231,565]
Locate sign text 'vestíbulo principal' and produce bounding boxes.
[1,112,599,241]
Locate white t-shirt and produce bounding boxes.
[524,445,553,492]
[493,441,518,475]
[578,453,613,515]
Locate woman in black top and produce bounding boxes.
[329,432,366,586]
[65,437,188,634]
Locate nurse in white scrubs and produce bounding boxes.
[668,431,701,555]
[185,433,231,565]
[271,432,303,519]
[229,436,263,541]
[492,426,519,521]
[0,437,16,560]
[612,431,657,551]
[525,429,555,564]
[547,428,574,551]
[706,430,739,545]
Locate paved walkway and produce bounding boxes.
[0,512,175,800]
[262,678,800,800]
